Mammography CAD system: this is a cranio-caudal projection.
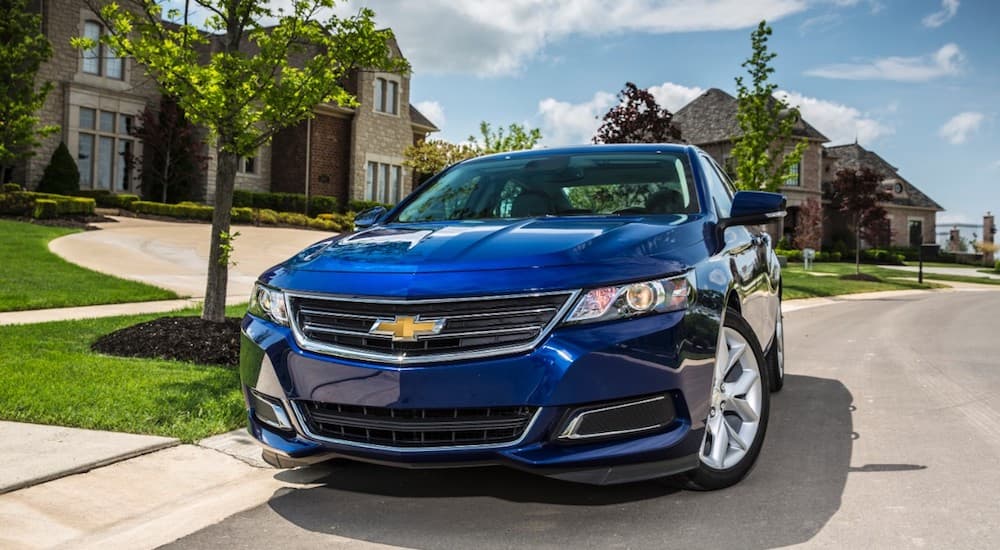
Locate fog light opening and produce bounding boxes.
[249,389,294,432]
[558,395,675,441]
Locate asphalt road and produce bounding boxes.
[167,289,1000,550]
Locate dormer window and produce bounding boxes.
[81,20,123,80]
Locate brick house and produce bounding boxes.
[673,88,942,248]
[17,0,437,206]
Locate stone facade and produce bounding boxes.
[21,0,437,204]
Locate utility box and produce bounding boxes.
[803,248,816,270]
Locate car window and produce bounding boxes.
[395,152,699,222]
[700,155,733,218]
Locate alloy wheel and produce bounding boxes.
[700,326,764,470]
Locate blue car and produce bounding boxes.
[241,144,785,489]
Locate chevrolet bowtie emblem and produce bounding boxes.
[369,315,445,342]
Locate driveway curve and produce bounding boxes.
[49,216,329,302]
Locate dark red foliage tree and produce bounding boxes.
[593,82,683,144]
[793,197,823,251]
[830,166,891,274]
[129,98,208,203]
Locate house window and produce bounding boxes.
[365,161,404,203]
[239,155,257,175]
[76,106,134,191]
[909,219,923,247]
[783,161,801,187]
[81,20,124,80]
[374,77,398,115]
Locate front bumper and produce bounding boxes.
[240,308,716,485]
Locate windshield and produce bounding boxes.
[394,152,699,223]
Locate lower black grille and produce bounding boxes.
[297,401,537,448]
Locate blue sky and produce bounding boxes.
[339,0,997,226]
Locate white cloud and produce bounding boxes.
[939,111,984,144]
[537,81,704,146]
[776,90,894,145]
[648,82,705,112]
[413,100,446,129]
[537,91,617,146]
[805,43,963,81]
[335,0,808,76]
[922,0,960,28]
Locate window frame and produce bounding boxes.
[80,19,125,80]
[76,106,135,191]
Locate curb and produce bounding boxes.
[0,438,180,495]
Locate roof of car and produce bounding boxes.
[465,143,698,164]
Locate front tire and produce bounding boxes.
[683,307,770,491]
[765,311,785,392]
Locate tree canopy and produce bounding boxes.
[81,0,402,321]
[0,0,58,182]
[730,21,806,191]
[593,82,682,144]
[831,166,891,273]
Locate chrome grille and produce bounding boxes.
[287,291,575,363]
[297,401,538,448]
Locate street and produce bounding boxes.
[164,288,1000,549]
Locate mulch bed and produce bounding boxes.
[839,273,882,282]
[92,316,242,367]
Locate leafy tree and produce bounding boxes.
[0,0,58,183]
[36,142,80,195]
[830,166,891,274]
[470,122,542,154]
[793,197,823,250]
[730,21,806,191]
[82,0,403,322]
[593,82,682,144]
[130,98,208,203]
[404,140,480,184]
[404,122,541,183]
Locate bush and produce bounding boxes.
[130,200,213,220]
[231,207,254,223]
[0,191,34,216]
[277,211,310,226]
[861,249,905,266]
[37,142,81,195]
[22,192,95,216]
[232,189,340,214]
[256,208,278,225]
[32,199,59,219]
[73,190,140,209]
[2,183,22,193]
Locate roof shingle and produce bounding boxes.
[673,88,828,144]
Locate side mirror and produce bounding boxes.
[353,206,387,230]
[720,191,786,228]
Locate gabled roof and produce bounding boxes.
[673,88,828,145]
[825,143,944,211]
[409,105,439,132]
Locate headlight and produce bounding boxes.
[248,283,289,326]
[563,272,694,325]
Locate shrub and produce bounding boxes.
[277,211,309,226]
[0,191,34,216]
[32,199,59,219]
[309,195,338,214]
[36,142,81,195]
[73,190,140,209]
[21,192,95,216]
[232,189,340,214]
[2,183,22,193]
[130,200,212,220]
[995,260,1000,273]
[230,207,254,223]
[256,208,278,225]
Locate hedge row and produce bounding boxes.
[776,249,843,263]
[125,200,354,232]
[72,189,141,209]
[0,188,95,218]
[231,189,393,215]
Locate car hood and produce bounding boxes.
[262,216,708,297]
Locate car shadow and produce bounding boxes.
[257,374,858,549]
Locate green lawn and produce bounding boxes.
[804,262,1000,287]
[0,305,249,442]
[783,264,941,300]
[0,219,178,312]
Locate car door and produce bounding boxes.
[699,155,775,344]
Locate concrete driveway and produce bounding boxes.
[165,288,1000,549]
[49,216,329,302]
[892,264,1000,281]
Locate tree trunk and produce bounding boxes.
[161,147,171,204]
[202,140,237,323]
[855,218,861,275]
